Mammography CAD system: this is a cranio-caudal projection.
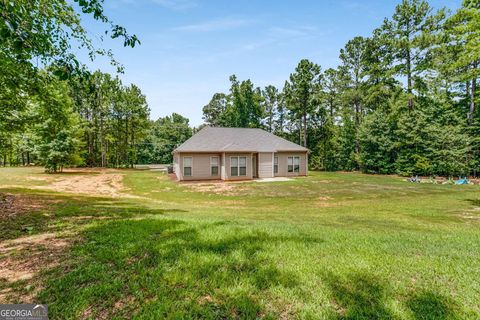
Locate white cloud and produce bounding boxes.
[234,25,319,53]
[172,17,255,32]
[152,0,198,10]
[339,1,376,17]
[267,26,316,39]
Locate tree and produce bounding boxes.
[284,59,322,147]
[395,95,471,176]
[0,0,139,79]
[336,107,358,171]
[33,78,82,172]
[274,92,287,136]
[230,76,264,128]
[262,85,280,132]
[443,0,480,122]
[137,113,192,164]
[323,68,344,119]
[363,30,399,111]
[202,75,264,128]
[339,37,369,155]
[358,110,397,173]
[0,1,141,169]
[123,84,150,168]
[202,93,229,126]
[66,71,149,168]
[380,0,445,108]
[308,107,338,171]
[193,1,479,176]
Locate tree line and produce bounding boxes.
[0,1,193,171]
[1,0,479,176]
[0,0,149,172]
[202,0,479,177]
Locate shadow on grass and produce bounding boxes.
[465,199,480,207]
[0,188,190,305]
[0,187,185,241]
[37,216,312,319]
[323,272,461,320]
[406,291,460,320]
[1,187,466,319]
[323,272,393,319]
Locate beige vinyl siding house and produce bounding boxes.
[174,153,221,181]
[173,127,308,181]
[275,152,308,177]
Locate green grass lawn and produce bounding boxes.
[1,167,479,319]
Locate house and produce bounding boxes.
[172,127,308,181]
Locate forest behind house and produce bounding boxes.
[1,0,479,177]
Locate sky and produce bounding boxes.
[82,0,460,126]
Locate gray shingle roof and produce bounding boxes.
[174,127,308,153]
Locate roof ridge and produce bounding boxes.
[174,126,308,153]
[206,126,263,130]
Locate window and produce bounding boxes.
[288,156,300,173]
[230,156,247,176]
[239,157,246,176]
[274,156,278,174]
[211,156,219,176]
[183,157,192,176]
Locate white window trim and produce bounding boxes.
[274,155,278,175]
[287,156,300,173]
[183,156,193,176]
[210,156,219,176]
[230,156,247,177]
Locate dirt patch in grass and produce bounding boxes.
[26,176,52,182]
[0,193,57,218]
[185,182,246,195]
[311,180,333,184]
[80,295,136,319]
[0,233,70,303]
[36,171,130,197]
[312,196,337,208]
[460,207,480,220]
[198,294,217,305]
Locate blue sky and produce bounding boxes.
[83,0,460,126]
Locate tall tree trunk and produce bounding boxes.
[26,151,30,166]
[9,137,13,166]
[100,118,106,168]
[130,128,135,169]
[468,63,477,125]
[406,46,413,110]
[329,99,334,119]
[466,79,470,100]
[298,120,302,145]
[303,112,307,147]
[469,78,476,124]
[100,134,105,167]
[125,117,129,167]
[354,101,360,155]
[278,113,284,134]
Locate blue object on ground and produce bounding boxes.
[408,175,421,183]
[455,178,469,185]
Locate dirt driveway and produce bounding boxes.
[37,169,129,197]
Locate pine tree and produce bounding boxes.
[358,110,396,173]
[33,79,82,173]
[284,59,322,147]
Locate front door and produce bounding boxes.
[252,154,258,178]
